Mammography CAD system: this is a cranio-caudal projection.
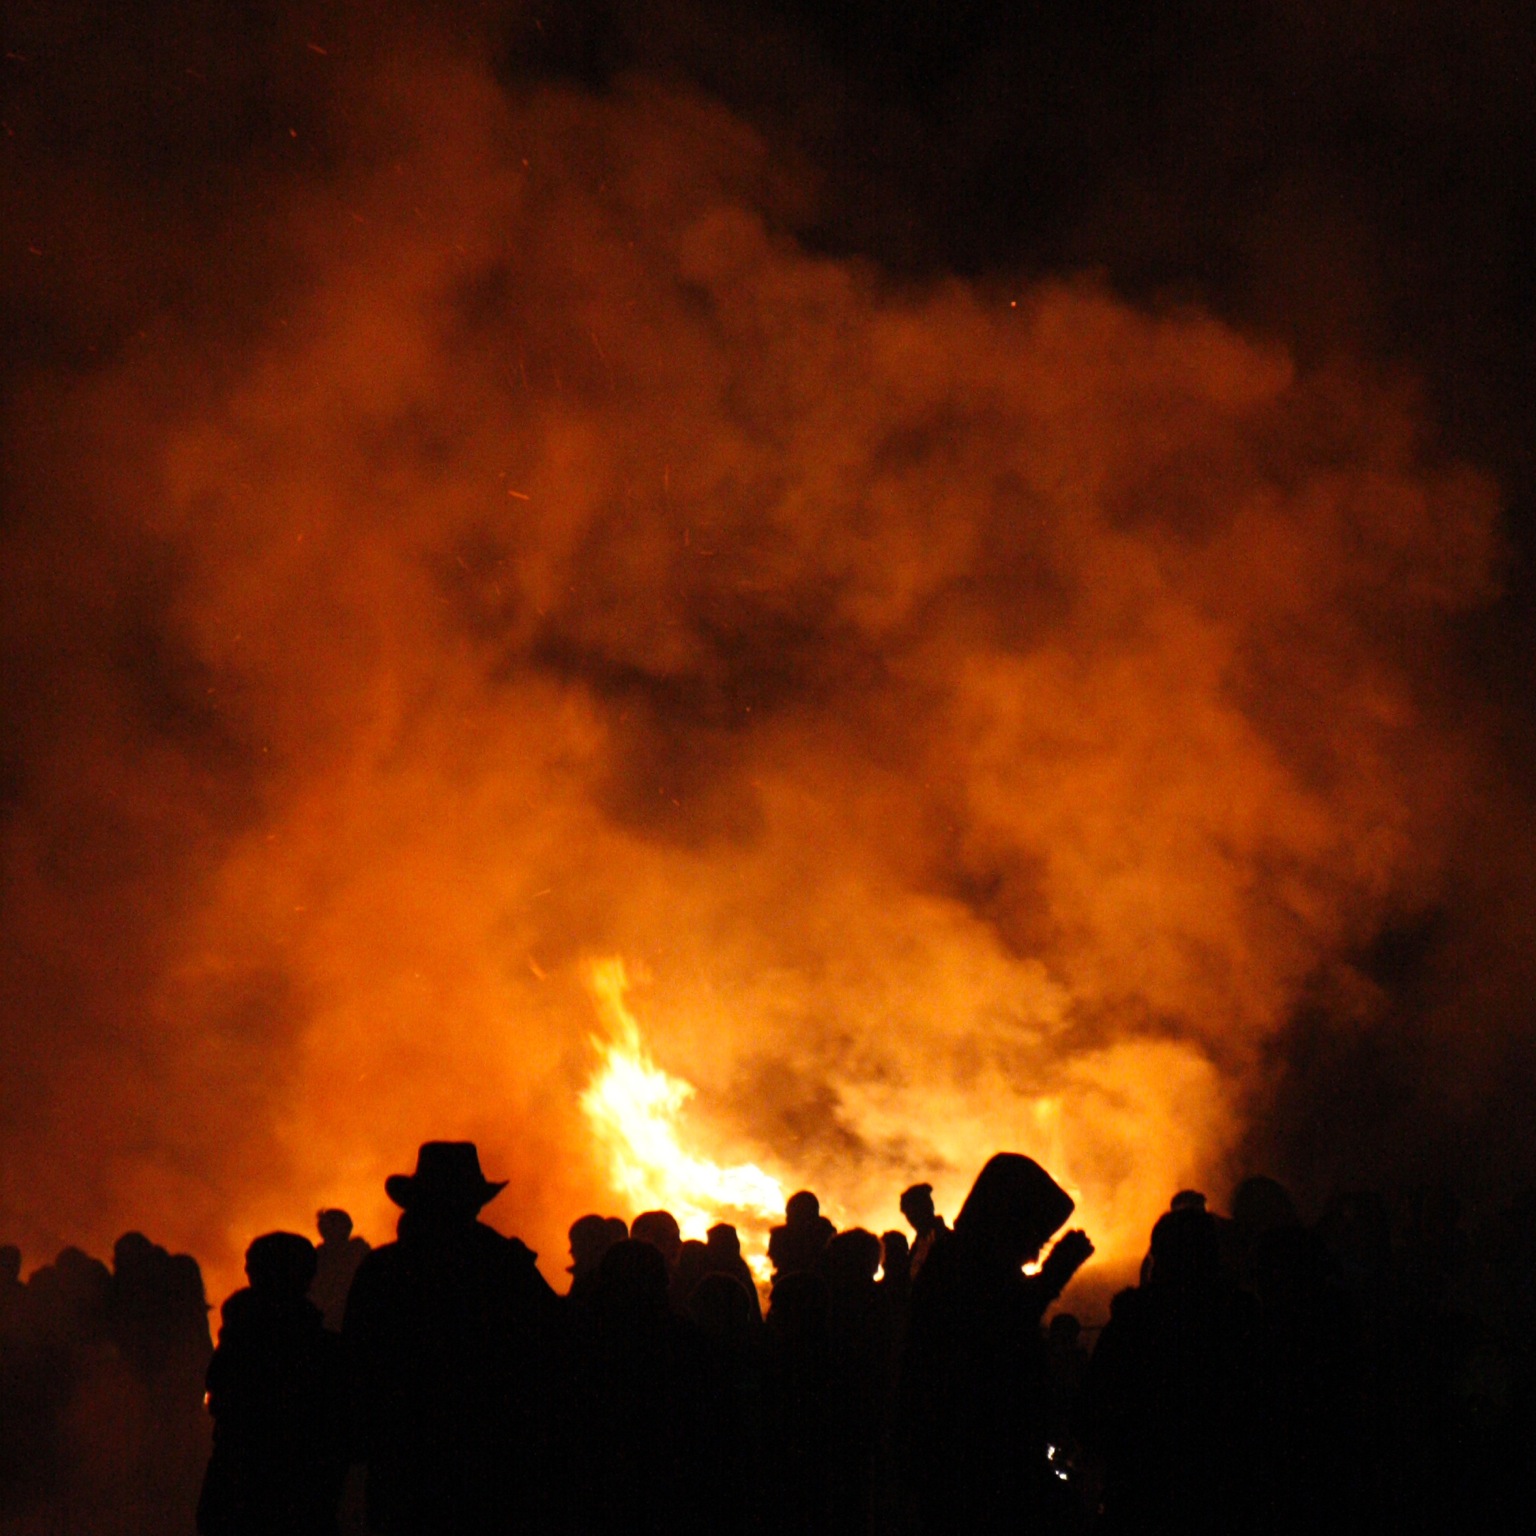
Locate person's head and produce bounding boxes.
[52,1247,111,1313]
[245,1232,318,1298]
[0,1245,21,1286]
[598,1238,670,1310]
[112,1231,160,1277]
[316,1208,354,1245]
[1170,1190,1207,1213]
[900,1183,937,1233]
[385,1142,507,1224]
[1048,1311,1082,1346]
[676,1239,710,1298]
[1148,1207,1220,1290]
[767,1269,827,1334]
[1229,1175,1298,1238]
[955,1154,1074,1266]
[880,1230,911,1278]
[706,1222,742,1259]
[689,1271,759,1351]
[826,1228,882,1286]
[785,1190,821,1226]
[630,1210,683,1269]
[568,1213,616,1277]
[603,1215,630,1248]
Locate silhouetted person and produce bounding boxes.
[198,1232,346,1536]
[768,1191,835,1284]
[29,1244,112,1353]
[900,1153,1092,1535]
[1088,1205,1260,1536]
[878,1231,911,1322]
[1483,1188,1536,1528]
[689,1270,766,1527]
[1140,1190,1217,1283]
[1044,1312,1090,1508]
[900,1184,949,1280]
[1228,1175,1299,1291]
[310,1210,369,1332]
[0,1244,21,1319]
[1,1247,111,1515]
[824,1228,892,1535]
[109,1231,215,1527]
[1252,1224,1364,1532]
[631,1209,683,1271]
[690,1270,763,1354]
[567,1213,623,1301]
[564,1238,718,1535]
[762,1269,833,1533]
[704,1223,761,1319]
[0,1244,42,1517]
[632,1209,691,1312]
[1376,1184,1476,1533]
[677,1238,712,1306]
[110,1232,214,1412]
[344,1142,559,1535]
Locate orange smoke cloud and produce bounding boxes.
[0,25,1504,1303]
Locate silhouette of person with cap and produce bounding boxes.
[343,1142,559,1535]
[900,1153,1093,1535]
[198,1231,345,1536]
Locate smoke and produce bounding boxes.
[0,5,1520,1298]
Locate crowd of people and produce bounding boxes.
[3,1143,1535,1534]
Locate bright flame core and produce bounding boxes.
[581,959,786,1274]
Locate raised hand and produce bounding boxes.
[1039,1228,1095,1295]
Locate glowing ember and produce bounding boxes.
[581,959,786,1274]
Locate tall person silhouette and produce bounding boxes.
[344,1143,559,1535]
[900,1153,1093,1535]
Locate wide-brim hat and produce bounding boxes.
[385,1141,508,1211]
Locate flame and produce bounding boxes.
[581,958,786,1274]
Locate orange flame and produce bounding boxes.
[581,958,786,1274]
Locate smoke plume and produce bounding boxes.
[1,5,1520,1298]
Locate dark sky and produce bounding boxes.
[8,1,1532,579]
[4,1,1535,1270]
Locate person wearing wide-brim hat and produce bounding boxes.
[383,1141,508,1216]
[344,1141,558,1535]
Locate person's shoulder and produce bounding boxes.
[349,1238,402,1287]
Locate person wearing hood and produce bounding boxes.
[898,1153,1093,1535]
